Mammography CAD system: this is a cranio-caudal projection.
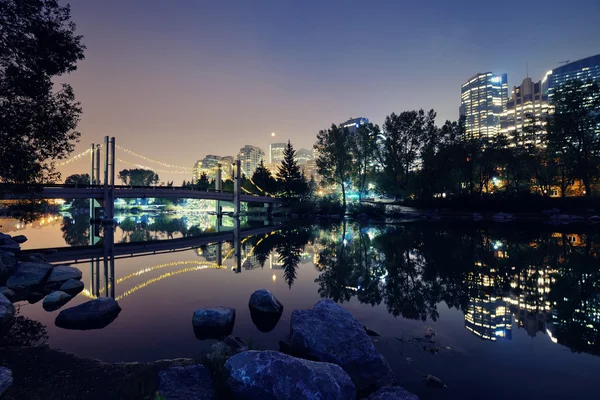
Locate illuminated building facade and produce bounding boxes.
[500,77,549,145]
[544,54,600,104]
[296,148,313,165]
[460,72,508,140]
[193,154,234,182]
[237,145,265,176]
[340,117,369,134]
[269,142,286,164]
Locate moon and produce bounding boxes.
[271,132,276,137]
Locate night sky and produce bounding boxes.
[62,0,600,181]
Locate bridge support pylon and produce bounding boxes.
[233,159,241,218]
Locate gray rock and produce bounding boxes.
[0,367,13,397]
[364,386,419,400]
[158,365,213,400]
[43,291,72,311]
[11,235,27,244]
[0,293,15,334]
[248,289,283,333]
[249,289,283,314]
[0,238,20,252]
[6,262,53,291]
[225,350,355,400]
[287,299,395,396]
[0,287,15,301]
[55,297,121,330]
[60,279,84,295]
[0,252,17,285]
[192,307,235,339]
[47,265,82,284]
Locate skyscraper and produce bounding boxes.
[269,142,286,164]
[500,77,549,145]
[237,145,265,176]
[544,54,600,104]
[296,148,313,165]
[340,117,369,133]
[460,72,508,140]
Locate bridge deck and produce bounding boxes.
[1,185,277,203]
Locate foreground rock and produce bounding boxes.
[55,297,121,330]
[43,291,72,311]
[248,289,283,332]
[0,293,15,334]
[0,287,15,301]
[0,366,12,397]
[192,307,235,339]
[286,299,395,396]
[364,386,419,400]
[225,350,355,400]
[5,262,53,291]
[0,238,20,252]
[158,365,213,400]
[0,251,17,285]
[10,235,27,244]
[60,279,85,295]
[47,265,82,284]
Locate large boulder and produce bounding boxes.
[43,291,72,311]
[248,289,283,333]
[192,307,235,339]
[6,262,53,291]
[0,252,17,285]
[0,238,20,252]
[47,265,82,284]
[157,365,214,400]
[225,350,355,400]
[0,367,12,397]
[0,293,15,334]
[10,235,27,244]
[0,287,15,301]
[55,297,121,330]
[286,300,395,396]
[363,386,419,400]
[60,279,84,296]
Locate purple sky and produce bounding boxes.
[59,0,600,182]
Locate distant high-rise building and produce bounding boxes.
[460,72,508,140]
[544,54,600,104]
[237,145,265,176]
[500,77,549,145]
[340,117,369,133]
[269,142,287,164]
[296,148,313,165]
[193,154,234,182]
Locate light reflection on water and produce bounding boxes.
[4,212,600,400]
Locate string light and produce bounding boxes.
[55,148,92,166]
[116,145,191,170]
[117,158,192,174]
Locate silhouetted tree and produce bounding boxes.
[351,123,379,200]
[0,0,85,184]
[252,160,278,195]
[64,173,90,185]
[118,168,159,186]
[276,141,306,199]
[315,125,354,209]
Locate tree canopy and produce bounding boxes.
[0,0,85,184]
[118,168,159,186]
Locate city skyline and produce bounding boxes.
[57,0,600,182]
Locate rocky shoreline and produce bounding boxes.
[1,231,420,399]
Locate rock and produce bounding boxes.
[286,299,395,396]
[248,289,283,333]
[192,307,235,339]
[55,297,121,330]
[47,265,82,284]
[157,365,213,400]
[225,350,355,400]
[11,235,27,244]
[364,386,419,400]
[0,251,17,285]
[364,326,380,337]
[223,335,246,350]
[424,374,446,388]
[22,253,46,262]
[27,292,46,304]
[0,287,15,301]
[0,367,13,397]
[0,238,20,252]
[0,293,15,334]
[6,262,53,291]
[43,291,72,311]
[60,279,84,295]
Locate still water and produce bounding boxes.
[2,212,600,400]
